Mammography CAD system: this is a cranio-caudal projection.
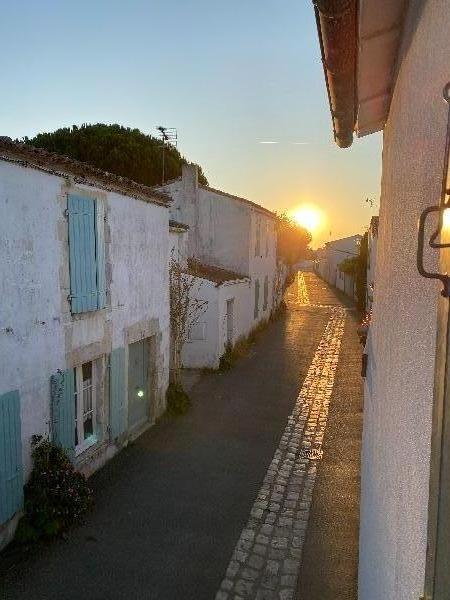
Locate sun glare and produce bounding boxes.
[290,205,322,233]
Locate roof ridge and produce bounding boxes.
[199,184,276,218]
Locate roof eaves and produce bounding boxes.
[199,185,277,218]
[0,137,171,207]
[314,0,358,148]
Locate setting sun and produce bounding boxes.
[290,205,323,233]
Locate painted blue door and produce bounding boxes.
[110,347,126,439]
[51,369,75,460]
[128,339,151,432]
[0,391,23,524]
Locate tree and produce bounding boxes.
[21,124,208,187]
[276,213,312,266]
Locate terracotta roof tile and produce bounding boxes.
[0,137,170,207]
[188,259,249,286]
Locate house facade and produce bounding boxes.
[315,2,450,599]
[160,165,279,369]
[0,139,170,548]
[366,216,378,311]
[314,234,361,298]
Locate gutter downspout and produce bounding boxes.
[314,0,358,148]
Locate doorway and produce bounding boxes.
[128,337,152,433]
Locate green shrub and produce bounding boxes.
[166,383,191,415]
[15,436,93,543]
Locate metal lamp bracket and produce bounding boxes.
[417,83,450,297]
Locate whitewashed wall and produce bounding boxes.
[160,166,278,369]
[249,211,278,322]
[0,161,170,480]
[359,3,448,599]
[182,278,219,369]
[218,279,253,356]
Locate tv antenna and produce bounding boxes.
[156,126,177,184]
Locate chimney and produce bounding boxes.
[182,163,198,192]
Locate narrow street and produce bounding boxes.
[0,273,362,600]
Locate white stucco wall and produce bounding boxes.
[0,162,66,477]
[182,277,256,370]
[182,278,219,369]
[0,160,170,481]
[218,279,254,356]
[161,165,278,369]
[359,3,448,599]
[169,227,188,269]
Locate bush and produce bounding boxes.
[166,383,191,415]
[15,436,93,543]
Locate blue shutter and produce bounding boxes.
[51,370,75,460]
[68,194,98,313]
[95,200,106,309]
[0,391,23,524]
[110,348,126,439]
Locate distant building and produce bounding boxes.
[0,138,171,549]
[314,235,361,299]
[366,216,378,311]
[159,165,280,369]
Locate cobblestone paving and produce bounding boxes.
[296,273,310,305]
[215,306,346,600]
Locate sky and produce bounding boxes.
[0,0,381,248]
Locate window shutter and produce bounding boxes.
[95,199,106,309]
[263,275,269,310]
[110,348,126,439]
[0,391,23,524]
[51,370,75,460]
[68,194,98,313]
[254,279,260,319]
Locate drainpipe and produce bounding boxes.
[314,0,358,148]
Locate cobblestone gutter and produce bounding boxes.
[216,306,346,600]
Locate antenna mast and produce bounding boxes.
[156,126,177,184]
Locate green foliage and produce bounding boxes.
[218,319,271,371]
[218,337,251,371]
[15,436,92,543]
[21,124,208,187]
[166,383,191,416]
[339,232,368,312]
[276,213,312,266]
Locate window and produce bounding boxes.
[265,222,269,257]
[255,218,261,256]
[67,194,106,314]
[263,275,269,311]
[74,361,97,454]
[254,279,260,319]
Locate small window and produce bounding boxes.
[263,275,269,311]
[74,361,97,454]
[188,322,207,341]
[254,279,260,319]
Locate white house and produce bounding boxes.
[315,2,450,599]
[159,165,279,369]
[0,138,171,549]
[314,234,361,298]
[366,216,378,311]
